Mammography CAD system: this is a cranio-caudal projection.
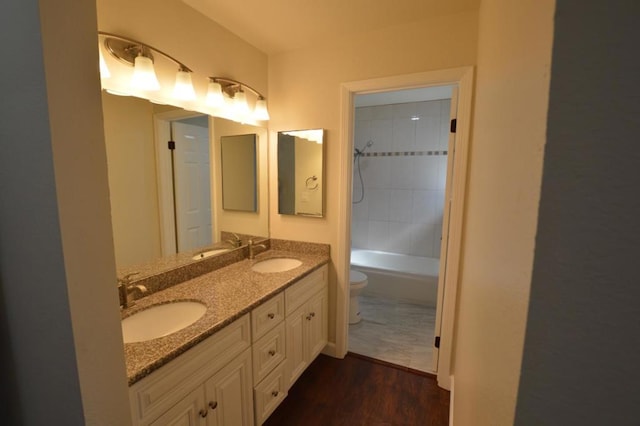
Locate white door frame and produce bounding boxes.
[335,67,474,390]
[153,110,210,256]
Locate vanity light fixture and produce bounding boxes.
[98,32,270,122]
[99,31,194,98]
[209,77,270,121]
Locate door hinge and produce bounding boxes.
[434,336,441,348]
[167,140,176,150]
[450,118,457,133]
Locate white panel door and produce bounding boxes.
[172,121,212,252]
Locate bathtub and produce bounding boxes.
[350,248,440,307]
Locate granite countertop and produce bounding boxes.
[122,246,329,385]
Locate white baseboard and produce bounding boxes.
[449,375,455,426]
[321,342,341,358]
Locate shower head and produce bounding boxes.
[354,140,374,157]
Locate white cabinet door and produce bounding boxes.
[306,289,328,362]
[204,348,254,426]
[285,286,328,390]
[285,305,308,389]
[149,387,206,426]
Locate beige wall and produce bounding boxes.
[268,10,478,343]
[102,94,162,268]
[450,0,555,424]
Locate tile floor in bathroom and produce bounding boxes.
[348,294,437,373]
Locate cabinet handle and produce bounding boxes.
[310,312,316,318]
[267,313,275,319]
[269,350,276,356]
[271,391,279,397]
[306,315,312,321]
[209,401,218,410]
[199,408,208,418]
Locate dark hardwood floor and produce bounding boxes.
[264,353,450,426]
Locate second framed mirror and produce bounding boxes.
[277,129,324,217]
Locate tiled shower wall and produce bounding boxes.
[352,99,451,259]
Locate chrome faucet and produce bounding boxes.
[225,233,242,248]
[248,239,267,260]
[117,272,147,309]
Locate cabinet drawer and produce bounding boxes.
[252,322,286,384]
[254,361,288,425]
[285,265,327,316]
[129,314,251,424]
[251,292,284,342]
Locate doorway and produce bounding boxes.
[154,111,213,256]
[335,67,474,390]
[348,86,455,373]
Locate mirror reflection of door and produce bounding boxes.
[172,118,212,252]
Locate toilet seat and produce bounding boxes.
[350,270,367,285]
[348,270,367,325]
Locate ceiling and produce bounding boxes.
[182,0,480,55]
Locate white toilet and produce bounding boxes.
[349,270,368,324]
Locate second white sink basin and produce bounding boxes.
[252,257,302,273]
[122,301,207,344]
[192,248,230,260]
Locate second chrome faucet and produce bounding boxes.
[248,239,267,260]
[118,272,147,309]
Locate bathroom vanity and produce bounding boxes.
[122,240,329,425]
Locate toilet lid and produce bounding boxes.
[349,270,368,284]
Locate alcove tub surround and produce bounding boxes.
[122,239,330,385]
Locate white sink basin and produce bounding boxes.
[122,301,207,343]
[192,248,230,260]
[251,257,302,273]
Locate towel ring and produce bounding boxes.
[305,175,318,190]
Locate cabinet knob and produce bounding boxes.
[271,390,279,397]
[199,408,208,418]
[310,312,316,318]
[209,401,218,410]
[267,313,275,319]
[269,350,276,356]
[306,315,312,321]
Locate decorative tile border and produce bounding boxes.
[360,150,448,157]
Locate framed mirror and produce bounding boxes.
[221,134,257,212]
[101,92,268,278]
[277,129,325,217]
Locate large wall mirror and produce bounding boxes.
[101,93,268,276]
[277,129,325,217]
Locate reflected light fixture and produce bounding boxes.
[173,67,196,101]
[209,77,270,121]
[254,97,270,121]
[206,79,225,108]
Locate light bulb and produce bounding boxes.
[131,55,160,91]
[253,98,270,121]
[233,91,251,120]
[99,49,110,79]
[173,70,196,101]
[206,80,224,107]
